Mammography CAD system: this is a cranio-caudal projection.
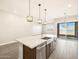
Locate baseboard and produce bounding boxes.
[0,40,17,46]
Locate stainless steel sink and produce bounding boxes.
[41,37,51,40]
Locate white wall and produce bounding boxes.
[0,11,33,44]
[32,24,42,35]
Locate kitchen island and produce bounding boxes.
[16,35,57,59]
[16,35,47,59]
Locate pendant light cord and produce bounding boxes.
[44,9,47,23]
[38,4,41,20]
[29,0,30,16]
[39,5,40,20]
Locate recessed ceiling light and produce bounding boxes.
[13,10,16,13]
[68,4,72,8]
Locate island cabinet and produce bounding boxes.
[23,45,36,59]
[46,43,50,59]
[46,41,54,59]
[16,36,47,59]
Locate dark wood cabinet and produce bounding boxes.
[46,41,54,59]
[23,45,36,59]
[46,43,50,59]
[23,41,54,59]
[50,41,53,53]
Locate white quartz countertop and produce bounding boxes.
[16,35,46,49]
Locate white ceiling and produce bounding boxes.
[0,0,78,21]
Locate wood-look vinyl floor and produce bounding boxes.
[0,38,78,59]
[49,38,78,59]
[0,42,19,59]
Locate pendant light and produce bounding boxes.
[44,9,47,24]
[43,9,47,37]
[26,0,33,22]
[64,12,67,39]
[37,4,42,24]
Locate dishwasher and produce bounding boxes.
[36,42,46,59]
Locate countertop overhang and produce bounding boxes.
[16,35,47,49]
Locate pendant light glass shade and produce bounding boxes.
[26,16,33,22]
[37,19,42,24]
[26,0,33,22]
